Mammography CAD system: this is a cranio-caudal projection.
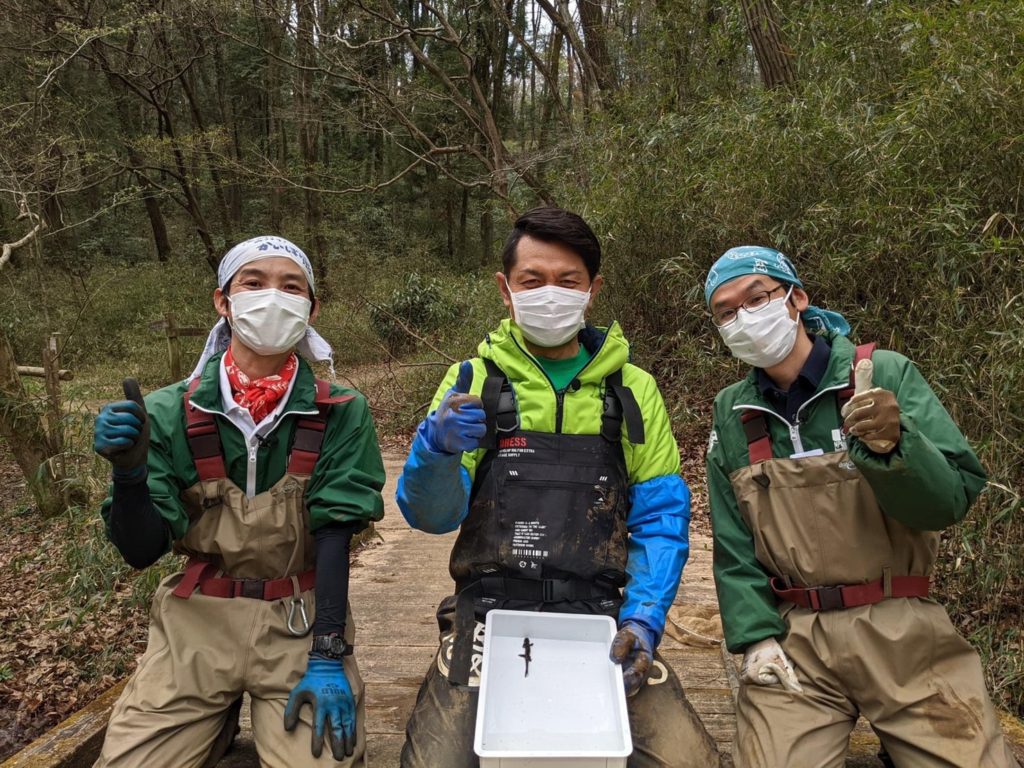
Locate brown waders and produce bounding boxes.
[96,385,365,768]
[729,437,1019,768]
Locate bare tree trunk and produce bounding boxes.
[740,0,796,90]
[577,0,617,93]
[139,179,172,262]
[296,0,328,286]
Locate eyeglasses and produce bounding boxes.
[711,284,788,328]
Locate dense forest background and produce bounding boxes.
[0,0,1021,749]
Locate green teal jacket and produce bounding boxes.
[706,334,987,653]
[101,353,386,541]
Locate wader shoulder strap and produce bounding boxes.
[287,379,354,475]
[184,379,228,481]
[741,410,773,465]
[480,359,518,450]
[602,369,645,444]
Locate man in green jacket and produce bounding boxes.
[396,207,719,767]
[92,236,385,767]
[704,246,1018,767]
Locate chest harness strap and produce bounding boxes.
[174,378,350,601]
[477,359,645,449]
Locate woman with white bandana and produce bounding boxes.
[703,246,1018,767]
[92,236,385,767]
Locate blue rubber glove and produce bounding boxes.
[94,379,149,480]
[420,361,486,455]
[283,657,357,759]
[609,620,657,697]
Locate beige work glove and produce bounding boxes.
[841,358,900,454]
[740,637,803,693]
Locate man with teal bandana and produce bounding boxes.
[704,246,1018,767]
[396,207,720,767]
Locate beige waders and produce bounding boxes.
[729,449,1019,768]
[95,470,365,768]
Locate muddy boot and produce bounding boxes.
[201,697,243,767]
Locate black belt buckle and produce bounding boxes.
[812,585,845,611]
[239,579,265,600]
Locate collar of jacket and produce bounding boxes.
[736,332,858,409]
[478,318,631,384]
[188,351,320,415]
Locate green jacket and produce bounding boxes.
[706,334,987,652]
[101,353,386,541]
[432,319,681,485]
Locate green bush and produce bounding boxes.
[369,272,459,353]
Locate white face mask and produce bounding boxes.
[228,288,311,355]
[718,287,798,368]
[506,279,591,348]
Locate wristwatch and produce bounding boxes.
[310,633,352,660]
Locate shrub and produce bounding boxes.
[369,272,459,353]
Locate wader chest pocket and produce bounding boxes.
[496,470,618,571]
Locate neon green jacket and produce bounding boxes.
[706,333,987,652]
[101,353,386,541]
[396,319,690,641]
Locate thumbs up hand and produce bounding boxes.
[420,361,486,455]
[94,378,151,479]
[841,359,900,455]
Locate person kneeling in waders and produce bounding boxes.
[92,236,385,768]
[703,246,1020,768]
[395,206,721,768]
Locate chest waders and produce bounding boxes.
[445,359,645,686]
[730,344,935,604]
[728,344,1019,768]
[171,378,354,622]
[95,380,370,768]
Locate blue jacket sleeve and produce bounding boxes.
[619,473,691,645]
[396,424,472,534]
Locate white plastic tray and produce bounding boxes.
[474,610,632,767]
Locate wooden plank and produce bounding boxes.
[15,366,73,381]
[0,682,126,768]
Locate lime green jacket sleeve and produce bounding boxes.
[849,351,987,531]
[305,391,386,529]
[706,399,786,653]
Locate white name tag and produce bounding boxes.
[790,449,825,459]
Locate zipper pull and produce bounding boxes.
[248,441,259,464]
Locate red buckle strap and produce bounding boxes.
[184,379,228,481]
[287,379,354,475]
[173,559,316,600]
[771,575,929,611]
[741,411,773,465]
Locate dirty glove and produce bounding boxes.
[740,637,803,693]
[841,359,900,454]
[609,620,656,697]
[420,361,486,455]
[284,657,357,759]
[94,378,150,480]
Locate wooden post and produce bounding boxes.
[165,312,182,381]
[41,333,63,460]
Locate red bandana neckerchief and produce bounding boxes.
[224,348,298,424]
